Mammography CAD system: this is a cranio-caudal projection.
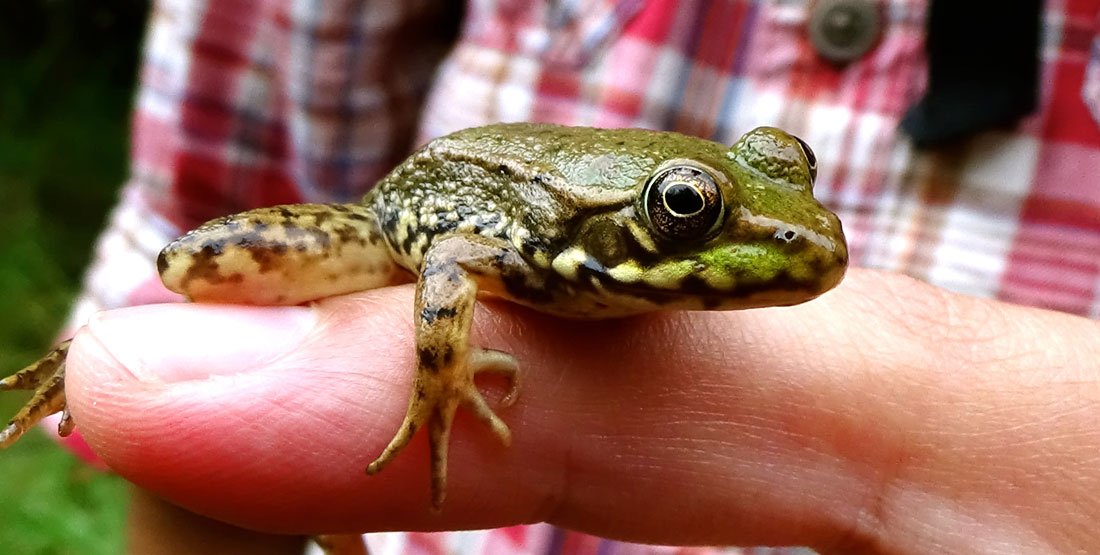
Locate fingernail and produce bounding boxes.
[86,304,316,383]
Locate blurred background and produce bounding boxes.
[0,1,149,552]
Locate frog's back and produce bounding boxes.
[366,123,728,273]
[432,123,730,189]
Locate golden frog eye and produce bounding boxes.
[644,165,724,241]
[793,134,817,182]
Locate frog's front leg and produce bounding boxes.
[0,340,73,448]
[366,234,523,510]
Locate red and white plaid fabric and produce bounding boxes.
[64,0,1100,552]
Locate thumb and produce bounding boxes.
[64,272,1092,552]
[64,283,861,546]
[65,290,439,531]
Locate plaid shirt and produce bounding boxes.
[66,0,1100,552]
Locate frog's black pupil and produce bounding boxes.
[664,183,704,215]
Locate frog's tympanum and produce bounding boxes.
[1,123,847,510]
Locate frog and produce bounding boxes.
[0,123,848,511]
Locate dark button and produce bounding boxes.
[809,0,882,64]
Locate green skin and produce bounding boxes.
[0,123,848,513]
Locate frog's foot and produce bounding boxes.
[0,340,73,448]
[365,347,519,510]
[313,533,369,555]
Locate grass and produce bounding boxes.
[0,1,149,553]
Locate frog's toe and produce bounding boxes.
[1,340,69,392]
[58,405,75,436]
[365,400,430,476]
[426,396,459,510]
[460,385,511,447]
[0,341,71,448]
[468,347,520,407]
[313,533,369,555]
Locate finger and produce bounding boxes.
[62,271,1100,552]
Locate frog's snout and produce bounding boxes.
[703,205,848,305]
[767,211,848,298]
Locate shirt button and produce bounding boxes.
[809,0,882,64]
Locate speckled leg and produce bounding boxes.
[0,340,73,448]
[365,235,525,510]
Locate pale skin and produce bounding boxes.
[58,269,1100,554]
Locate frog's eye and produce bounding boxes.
[792,135,817,182]
[644,165,724,240]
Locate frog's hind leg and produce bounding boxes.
[158,203,407,306]
[365,235,525,510]
[0,340,72,448]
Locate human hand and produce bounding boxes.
[62,269,1100,553]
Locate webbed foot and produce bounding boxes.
[365,234,530,510]
[366,347,519,510]
[0,340,73,448]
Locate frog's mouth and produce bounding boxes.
[572,240,847,311]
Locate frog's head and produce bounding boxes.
[564,126,848,311]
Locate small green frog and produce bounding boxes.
[1,123,847,510]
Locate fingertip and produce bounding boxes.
[63,295,424,527]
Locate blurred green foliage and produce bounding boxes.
[0,0,149,552]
